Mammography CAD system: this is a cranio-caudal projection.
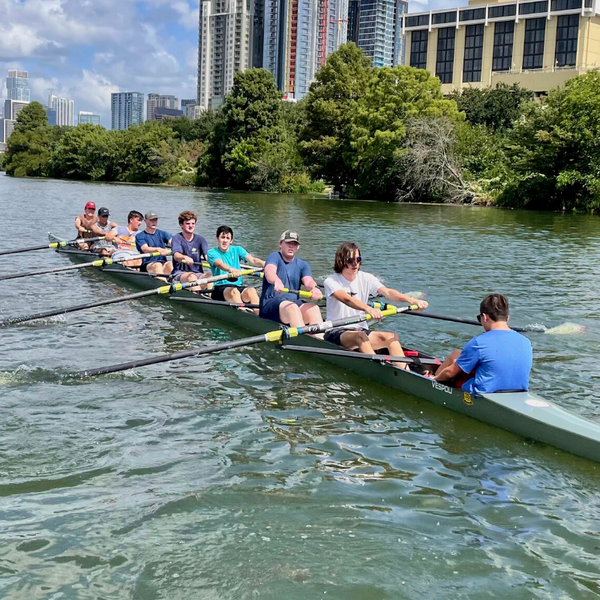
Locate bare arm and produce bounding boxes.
[301,275,322,301]
[264,263,284,292]
[378,286,428,310]
[174,252,193,265]
[75,216,87,235]
[331,289,382,319]
[244,254,265,268]
[434,361,463,382]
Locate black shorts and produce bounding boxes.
[211,285,249,302]
[324,327,373,346]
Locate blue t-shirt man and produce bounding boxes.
[259,251,312,319]
[207,245,248,287]
[136,229,172,265]
[457,329,532,394]
[171,233,209,274]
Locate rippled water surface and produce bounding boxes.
[1,175,600,599]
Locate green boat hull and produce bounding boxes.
[51,235,600,464]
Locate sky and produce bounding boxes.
[0,0,465,128]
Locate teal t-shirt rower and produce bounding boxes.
[207,245,248,286]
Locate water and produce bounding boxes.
[1,174,600,599]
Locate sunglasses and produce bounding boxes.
[476,313,485,323]
[345,256,362,265]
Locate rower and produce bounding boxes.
[207,226,265,314]
[89,207,117,257]
[434,293,532,393]
[135,211,173,276]
[323,242,428,368]
[259,230,322,327]
[104,210,143,268]
[74,201,98,249]
[170,210,211,289]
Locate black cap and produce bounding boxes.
[98,207,110,217]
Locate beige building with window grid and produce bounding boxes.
[402,0,600,94]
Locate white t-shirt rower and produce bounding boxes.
[324,271,384,329]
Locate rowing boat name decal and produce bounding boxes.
[431,380,452,394]
[463,392,473,405]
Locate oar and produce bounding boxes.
[0,269,259,326]
[0,251,170,282]
[169,296,259,309]
[73,304,418,378]
[371,302,545,333]
[0,236,106,257]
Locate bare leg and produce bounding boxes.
[368,331,408,370]
[279,301,306,328]
[241,287,260,315]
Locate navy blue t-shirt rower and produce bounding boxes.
[259,251,312,322]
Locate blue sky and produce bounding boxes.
[0,0,464,127]
[0,0,200,126]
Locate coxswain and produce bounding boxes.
[105,210,143,268]
[74,201,98,249]
[207,225,265,313]
[259,230,322,327]
[434,293,532,393]
[323,242,428,368]
[170,210,211,290]
[135,211,173,276]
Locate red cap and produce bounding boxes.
[85,202,96,209]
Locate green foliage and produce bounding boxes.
[499,71,600,211]
[300,43,373,191]
[4,102,52,177]
[448,83,533,131]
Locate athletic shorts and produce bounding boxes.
[324,327,373,346]
[112,250,139,262]
[169,271,205,283]
[211,285,250,302]
[259,297,304,323]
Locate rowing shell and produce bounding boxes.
[49,234,600,464]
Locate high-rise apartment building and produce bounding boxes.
[146,94,178,121]
[4,99,29,121]
[403,0,600,94]
[262,0,348,100]
[197,0,254,110]
[111,92,144,130]
[6,70,30,102]
[181,99,197,115]
[348,0,407,67]
[78,111,101,125]
[48,95,75,126]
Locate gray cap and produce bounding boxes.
[280,230,300,243]
[145,211,159,220]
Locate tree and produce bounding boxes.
[500,71,600,211]
[351,66,461,199]
[197,69,286,189]
[300,43,373,191]
[448,83,533,131]
[3,102,52,177]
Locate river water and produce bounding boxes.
[1,174,600,599]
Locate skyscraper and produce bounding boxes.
[111,92,144,130]
[49,94,75,126]
[6,70,30,102]
[262,0,347,100]
[347,0,407,67]
[197,0,254,110]
[181,99,197,116]
[146,94,178,121]
[78,111,101,125]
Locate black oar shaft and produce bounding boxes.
[403,309,526,333]
[0,237,105,257]
[0,288,160,326]
[0,259,101,281]
[75,333,270,378]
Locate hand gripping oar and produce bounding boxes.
[0,269,259,326]
[371,302,545,333]
[73,304,417,378]
[0,236,106,257]
[0,251,171,282]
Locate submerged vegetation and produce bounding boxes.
[4,43,600,211]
